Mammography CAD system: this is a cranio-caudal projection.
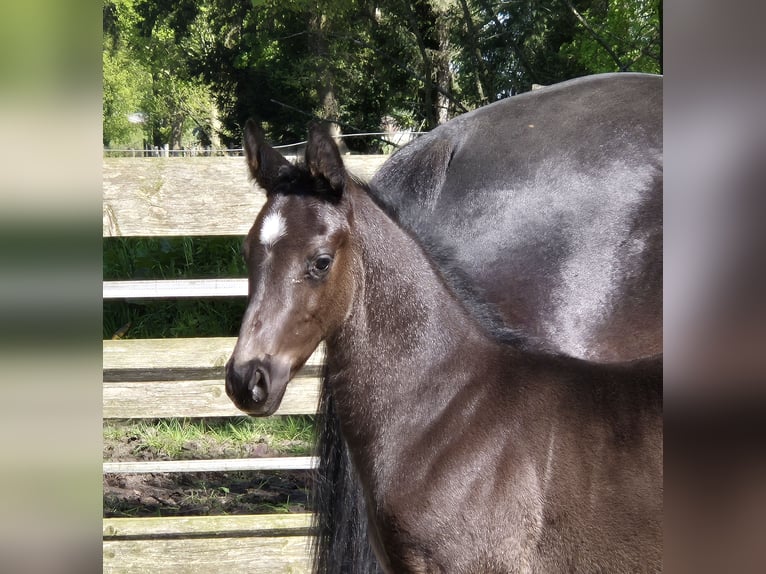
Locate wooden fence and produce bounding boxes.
[103,154,388,573]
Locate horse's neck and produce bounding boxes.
[337,186,490,365]
[326,187,501,479]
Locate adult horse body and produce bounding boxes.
[371,72,662,363]
[226,123,662,573]
[317,73,663,573]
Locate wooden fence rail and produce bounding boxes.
[103,155,387,573]
[102,338,323,418]
[104,278,248,299]
[103,156,387,237]
[103,514,314,574]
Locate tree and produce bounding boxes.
[102,47,151,147]
[103,0,663,148]
[560,0,662,74]
[103,0,151,147]
[103,0,217,150]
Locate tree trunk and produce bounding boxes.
[170,112,184,151]
[457,0,488,104]
[209,104,222,150]
[309,12,349,153]
[403,1,436,129]
[658,3,663,74]
[433,1,452,124]
[405,0,455,127]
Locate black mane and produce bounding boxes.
[270,162,343,203]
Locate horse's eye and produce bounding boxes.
[309,254,333,278]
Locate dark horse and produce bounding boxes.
[371,73,662,363]
[315,73,663,573]
[225,122,662,572]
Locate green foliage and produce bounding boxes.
[103,0,218,149]
[104,236,245,280]
[461,0,590,96]
[102,48,151,147]
[103,0,150,147]
[560,0,662,74]
[103,0,661,144]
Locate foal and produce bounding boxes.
[226,123,663,573]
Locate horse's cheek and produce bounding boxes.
[326,264,356,330]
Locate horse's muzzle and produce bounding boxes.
[224,356,290,416]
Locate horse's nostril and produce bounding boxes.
[248,368,268,403]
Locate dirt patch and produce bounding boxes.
[103,423,314,518]
[104,470,312,517]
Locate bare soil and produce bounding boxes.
[103,432,313,518]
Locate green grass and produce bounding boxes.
[103,236,247,339]
[103,416,316,460]
[103,298,247,339]
[104,236,246,281]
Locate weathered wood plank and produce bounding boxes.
[103,337,325,379]
[102,155,388,237]
[103,339,323,416]
[103,509,314,572]
[103,456,317,474]
[103,513,313,537]
[103,536,312,573]
[103,513,314,573]
[104,278,248,299]
[104,337,236,371]
[103,377,320,418]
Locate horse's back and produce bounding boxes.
[371,73,663,362]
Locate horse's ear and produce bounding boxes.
[306,123,346,195]
[243,119,291,193]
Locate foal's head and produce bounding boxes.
[225,122,357,416]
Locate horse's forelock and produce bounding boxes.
[271,160,370,206]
